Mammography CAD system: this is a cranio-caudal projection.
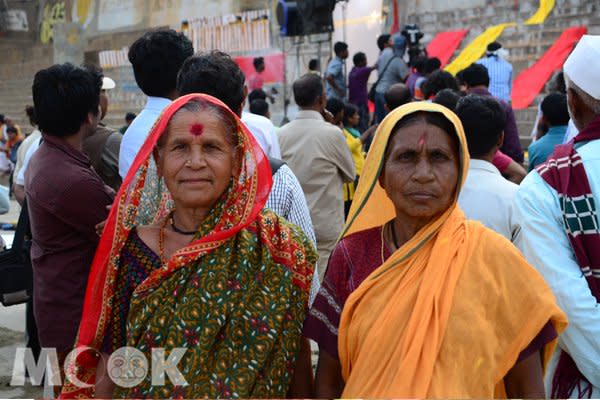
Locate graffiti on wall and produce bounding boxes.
[40,1,66,44]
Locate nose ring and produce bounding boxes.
[185,160,191,167]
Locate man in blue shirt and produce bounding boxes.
[373,34,409,122]
[326,42,349,100]
[477,42,513,103]
[119,28,193,178]
[527,93,569,171]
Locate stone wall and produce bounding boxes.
[401,0,600,147]
[403,0,488,15]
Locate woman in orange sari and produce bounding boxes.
[60,94,316,398]
[304,101,568,398]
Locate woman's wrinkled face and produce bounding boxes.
[379,120,459,223]
[157,109,239,210]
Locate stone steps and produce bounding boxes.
[409,0,600,152]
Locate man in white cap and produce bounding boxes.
[82,76,122,191]
[514,35,600,398]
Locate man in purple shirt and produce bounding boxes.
[348,52,375,132]
[25,63,114,380]
[461,63,524,163]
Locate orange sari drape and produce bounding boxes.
[338,102,568,398]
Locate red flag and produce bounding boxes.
[511,26,587,109]
[390,0,399,34]
[426,30,469,67]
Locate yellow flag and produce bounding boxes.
[525,0,556,25]
[445,23,515,76]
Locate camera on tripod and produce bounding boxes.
[401,24,426,66]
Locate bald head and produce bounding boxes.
[385,83,412,111]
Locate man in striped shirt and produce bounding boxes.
[477,42,513,103]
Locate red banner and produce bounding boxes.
[234,52,285,85]
[390,0,399,35]
[512,26,587,109]
[426,29,469,67]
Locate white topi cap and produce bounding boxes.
[564,35,600,100]
[102,76,116,90]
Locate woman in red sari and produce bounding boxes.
[60,94,316,398]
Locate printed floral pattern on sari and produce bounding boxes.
[115,218,314,398]
[60,94,317,398]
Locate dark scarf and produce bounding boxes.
[536,115,600,398]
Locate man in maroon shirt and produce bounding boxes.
[25,63,114,384]
[461,63,524,164]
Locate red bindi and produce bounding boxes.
[189,123,204,136]
[417,132,428,151]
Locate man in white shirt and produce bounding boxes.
[13,106,41,205]
[14,106,40,181]
[240,111,281,158]
[515,35,600,397]
[14,133,42,204]
[455,94,519,241]
[118,28,194,178]
[242,89,281,158]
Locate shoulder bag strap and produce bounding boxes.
[373,55,398,90]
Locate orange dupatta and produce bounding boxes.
[338,102,568,398]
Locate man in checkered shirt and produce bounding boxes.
[514,35,600,397]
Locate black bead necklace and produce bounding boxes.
[169,212,197,235]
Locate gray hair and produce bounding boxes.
[565,74,600,115]
[158,98,239,148]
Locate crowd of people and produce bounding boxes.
[5,26,600,398]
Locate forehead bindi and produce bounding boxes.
[189,123,204,136]
[170,111,219,136]
[418,125,444,143]
[417,131,428,151]
[392,124,453,151]
[169,112,235,150]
